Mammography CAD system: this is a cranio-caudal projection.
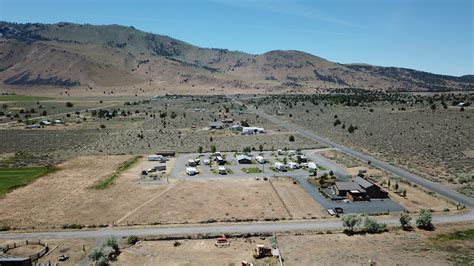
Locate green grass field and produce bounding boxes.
[241,167,262,174]
[0,167,56,196]
[0,95,53,102]
[94,156,142,190]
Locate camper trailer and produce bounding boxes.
[274,162,287,171]
[255,156,266,164]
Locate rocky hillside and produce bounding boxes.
[0,22,472,94]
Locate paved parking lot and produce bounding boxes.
[168,149,404,214]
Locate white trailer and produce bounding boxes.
[274,162,287,171]
[256,156,266,164]
[308,162,317,170]
[186,167,199,176]
[288,162,300,169]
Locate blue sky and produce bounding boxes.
[1,0,472,76]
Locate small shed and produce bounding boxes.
[237,155,252,164]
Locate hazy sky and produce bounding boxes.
[1,0,472,76]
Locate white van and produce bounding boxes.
[256,156,266,164]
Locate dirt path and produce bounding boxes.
[115,184,176,225]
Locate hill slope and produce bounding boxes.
[0,22,472,94]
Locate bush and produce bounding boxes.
[289,135,295,142]
[363,216,386,233]
[100,124,106,129]
[127,235,139,245]
[342,214,361,234]
[416,209,433,230]
[399,213,412,229]
[0,224,11,231]
[66,102,74,107]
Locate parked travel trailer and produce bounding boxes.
[274,162,287,171]
[255,156,266,164]
[288,162,300,169]
[186,167,199,176]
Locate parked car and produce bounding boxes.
[203,159,210,165]
[334,207,344,214]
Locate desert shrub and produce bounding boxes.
[399,213,412,229]
[342,214,361,234]
[66,102,74,107]
[0,224,11,231]
[289,135,295,142]
[100,124,106,129]
[127,235,139,245]
[363,216,386,233]
[416,209,433,230]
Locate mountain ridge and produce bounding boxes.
[0,21,472,94]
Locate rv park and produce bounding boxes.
[0,93,473,265]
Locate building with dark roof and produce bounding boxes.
[355,176,389,198]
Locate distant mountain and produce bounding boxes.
[0,22,472,94]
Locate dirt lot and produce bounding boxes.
[126,179,291,224]
[115,237,279,266]
[278,222,474,266]
[0,239,93,266]
[0,155,166,228]
[270,178,327,219]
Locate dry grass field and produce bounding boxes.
[0,155,166,228]
[278,222,474,266]
[270,179,327,219]
[126,179,291,225]
[115,237,279,266]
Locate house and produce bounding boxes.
[333,181,368,201]
[242,127,265,135]
[237,154,252,164]
[274,162,287,171]
[156,150,175,157]
[209,121,224,129]
[186,167,199,176]
[256,156,266,164]
[147,154,162,161]
[355,176,389,198]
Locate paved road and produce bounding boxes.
[229,96,474,208]
[0,209,472,240]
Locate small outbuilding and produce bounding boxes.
[237,155,252,164]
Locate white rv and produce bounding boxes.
[186,167,199,176]
[255,156,266,164]
[274,162,287,171]
[288,162,300,169]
